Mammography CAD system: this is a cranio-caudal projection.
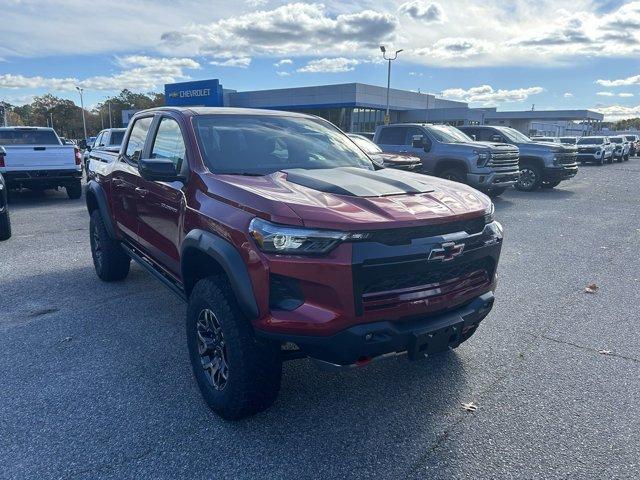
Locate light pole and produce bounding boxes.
[380,45,403,125]
[107,100,112,128]
[76,86,88,142]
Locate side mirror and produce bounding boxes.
[490,135,502,142]
[411,135,424,148]
[138,158,182,182]
[470,134,477,140]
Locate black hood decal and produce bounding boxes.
[282,167,435,197]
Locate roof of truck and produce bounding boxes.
[0,126,55,131]
[134,106,317,119]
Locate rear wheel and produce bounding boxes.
[515,163,542,191]
[89,209,130,281]
[438,167,467,184]
[187,275,282,420]
[66,179,82,199]
[0,208,11,241]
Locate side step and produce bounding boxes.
[120,243,187,302]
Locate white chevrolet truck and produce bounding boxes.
[0,126,83,199]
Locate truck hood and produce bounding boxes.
[209,167,490,231]
[515,141,573,155]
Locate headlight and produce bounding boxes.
[249,218,368,255]
[474,149,490,166]
[483,203,495,224]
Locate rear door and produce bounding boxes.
[136,115,187,277]
[110,116,154,244]
[376,127,407,154]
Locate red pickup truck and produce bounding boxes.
[86,107,503,419]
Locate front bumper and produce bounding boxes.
[259,292,495,365]
[543,164,578,182]
[467,170,520,189]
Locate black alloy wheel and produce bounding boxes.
[196,308,229,391]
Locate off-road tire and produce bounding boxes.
[66,179,82,199]
[0,208,11,241]
[542,180,561,189]
[187,275,282,420]
[89,209,130,281]
[515,163,542,191]
[624,154,630,161]
[486,187,507,197]
[438,168,467,185]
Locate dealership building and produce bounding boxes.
[163,79,604,136]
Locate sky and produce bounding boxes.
[2,0,640,120]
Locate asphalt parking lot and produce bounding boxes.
[1,162,639,479]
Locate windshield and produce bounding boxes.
[0,129,60,145]
[110,131,125,145]
[426,125,473,143]
[577,137,604,144]
[610,137,623,144]
[625,136,636,141]
[495,127,531,143]
[193,115,374,175]
[559,138,577,144]
[349,135,381,154]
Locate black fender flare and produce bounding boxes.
[85,180,117,239]
[181,229,259,320]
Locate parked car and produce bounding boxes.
[609,136,630,162]
[0,150,11,240]
[559,137,578,146]
[459,126,578,191]
[347,133,421,171]
[374,123,520,197]
[576,136,614,165]
[0,126,83,198]
[624,134,639,156]
[84,128,126,176]
[86,107,504,419]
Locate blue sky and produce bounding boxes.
[2,0,640,119]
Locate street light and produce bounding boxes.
[380,45,403,125]
[76,86,88,142]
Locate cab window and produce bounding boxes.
[150,118,187,171]
[124,117,153,163]
[378,127,407,145]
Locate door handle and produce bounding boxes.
[135,187,148,197]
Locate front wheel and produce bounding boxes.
[89,209,130,281]
[438,168,467,184]
[0,208,11,241]
[187,276,282,420]
[66,179,82,199]
[515,164,542,191]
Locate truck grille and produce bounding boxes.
[578,147,597,154]
[357,258,494,313]
[363,216,486,246]
[487,150,519,169]
[557,152,578,164]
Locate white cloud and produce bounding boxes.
[276,71,291,77]
[210,57,252,68]
[274,59,293,67]
[0,56,199,91]
[441,84,544,105]
[597,91,615,97]
[415,37,491,63]
[409,72,423,77]
[594,104,640,121]
[398,1,446,23]
[619,92,634,98]
[596,74,640,87]
[564,92,574,98]
[297,57,359,73]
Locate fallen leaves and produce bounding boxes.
[584,283,598,294]
[461,402,478,412]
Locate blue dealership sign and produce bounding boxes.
[165,79,224,107]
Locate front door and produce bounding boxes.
[136,116,187,278]
[109,116,153,244]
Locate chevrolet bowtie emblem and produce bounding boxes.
[428,242,464,262]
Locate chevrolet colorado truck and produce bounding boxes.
[0,126,83,198]
[460,126,578,191]
[0,148,10,240]
[576,136,614,165]
[84,128,126,175]
[86,107,503,419]
[610,136,630,162]
[375,123,520,197]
